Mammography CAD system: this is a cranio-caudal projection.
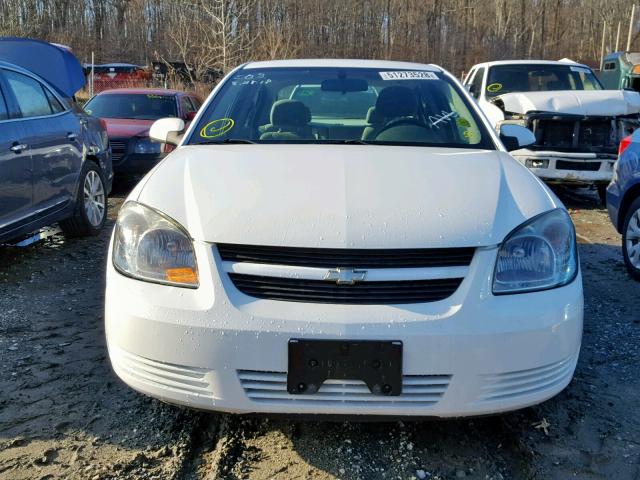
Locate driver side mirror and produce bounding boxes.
[499,124,536,152]
[149,117,186,146]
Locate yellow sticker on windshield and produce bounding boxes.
[486,83,503,93]
[457,118,471,128]
[200,118,235,138]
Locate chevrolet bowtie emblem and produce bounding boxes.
[325,268,367,285]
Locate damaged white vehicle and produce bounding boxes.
[464,60,640,199]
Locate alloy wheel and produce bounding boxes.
[83,170,106,227]
[626,207,640,269]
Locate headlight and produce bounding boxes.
[134,137,162,154]
[113,202,198,287]
[493,209,577,294]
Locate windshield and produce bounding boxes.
[485,64,603,98]
[84,93,177,120]
[187,67,493,149]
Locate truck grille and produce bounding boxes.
[529,116,616,153]
[217,244,475,268]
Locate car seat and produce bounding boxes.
[260,100,313,140]
[364,86,433,142]
[361,107,384,141]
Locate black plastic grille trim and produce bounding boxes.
[228,274,463,304]
[556,160,601,171]
[217,244,475,268]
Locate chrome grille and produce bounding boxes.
[238,370,451,407]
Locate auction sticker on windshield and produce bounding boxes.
[379,71,438,80]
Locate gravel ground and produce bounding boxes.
[0,186,638,480]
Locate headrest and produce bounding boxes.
[375,86,418,118]
[365,106,383,124]
[270,100,310,126]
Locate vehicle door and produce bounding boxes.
[0,68,33,235]
[2,68,82,217]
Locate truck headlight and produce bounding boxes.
[493,209,577,294]
[134,137,162,154]
[113,202,198,287]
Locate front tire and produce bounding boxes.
[622,197,640,280]
[60,161,107,237]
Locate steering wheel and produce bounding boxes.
[374,117,429,139]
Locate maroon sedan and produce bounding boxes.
[84,88,201,175]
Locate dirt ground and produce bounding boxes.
[0,185,638,480]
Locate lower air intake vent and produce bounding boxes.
[228,274,463,305]
[238,370,451,407]
[478,354,578,402]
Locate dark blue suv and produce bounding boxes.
[607,130,640,279]
[0,38,112,244]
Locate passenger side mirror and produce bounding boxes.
[149,117,186,146]
[499,124,536,152]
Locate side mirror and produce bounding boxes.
[149,117,185,146]
[499,124,536,152]
[185,111,197,122]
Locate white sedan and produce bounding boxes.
[105,59,583,417]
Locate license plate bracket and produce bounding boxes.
[287,339,403,396]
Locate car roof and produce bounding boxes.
[471,59,592,69]
[243,59,442,71]
[97,88,183,96]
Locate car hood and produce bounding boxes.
[497,89,640,116]
[0,37,85,97]
[135,145,560,248]
[102,118,154,138]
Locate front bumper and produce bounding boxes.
[105,241,583,417]
[113,152,166,175]
[512,149,615,185]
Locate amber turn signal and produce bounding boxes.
[165,267,199,285]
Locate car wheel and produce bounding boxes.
[60,161,107,237]
[622,197,640,280]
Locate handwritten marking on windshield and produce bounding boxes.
[200,118,235,138]
[429,110,459,128]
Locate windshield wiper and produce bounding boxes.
[198,139,256,145]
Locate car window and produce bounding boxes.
[43,87,65,114]
[4,70,55,118]
[290,85,377,119]
[485,64,603,98]
[0,82,9,121]
[180,96,196,115]
[188,67,494,149]
[190,97,201,109]
[469,68,485,98]
[84,93,178,120]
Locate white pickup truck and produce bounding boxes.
[464,60,640,200]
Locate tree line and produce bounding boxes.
[0,0,638,80]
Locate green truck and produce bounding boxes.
[599,52,640,91]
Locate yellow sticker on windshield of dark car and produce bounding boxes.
[486,83,502,93]
[200,118,235,138]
